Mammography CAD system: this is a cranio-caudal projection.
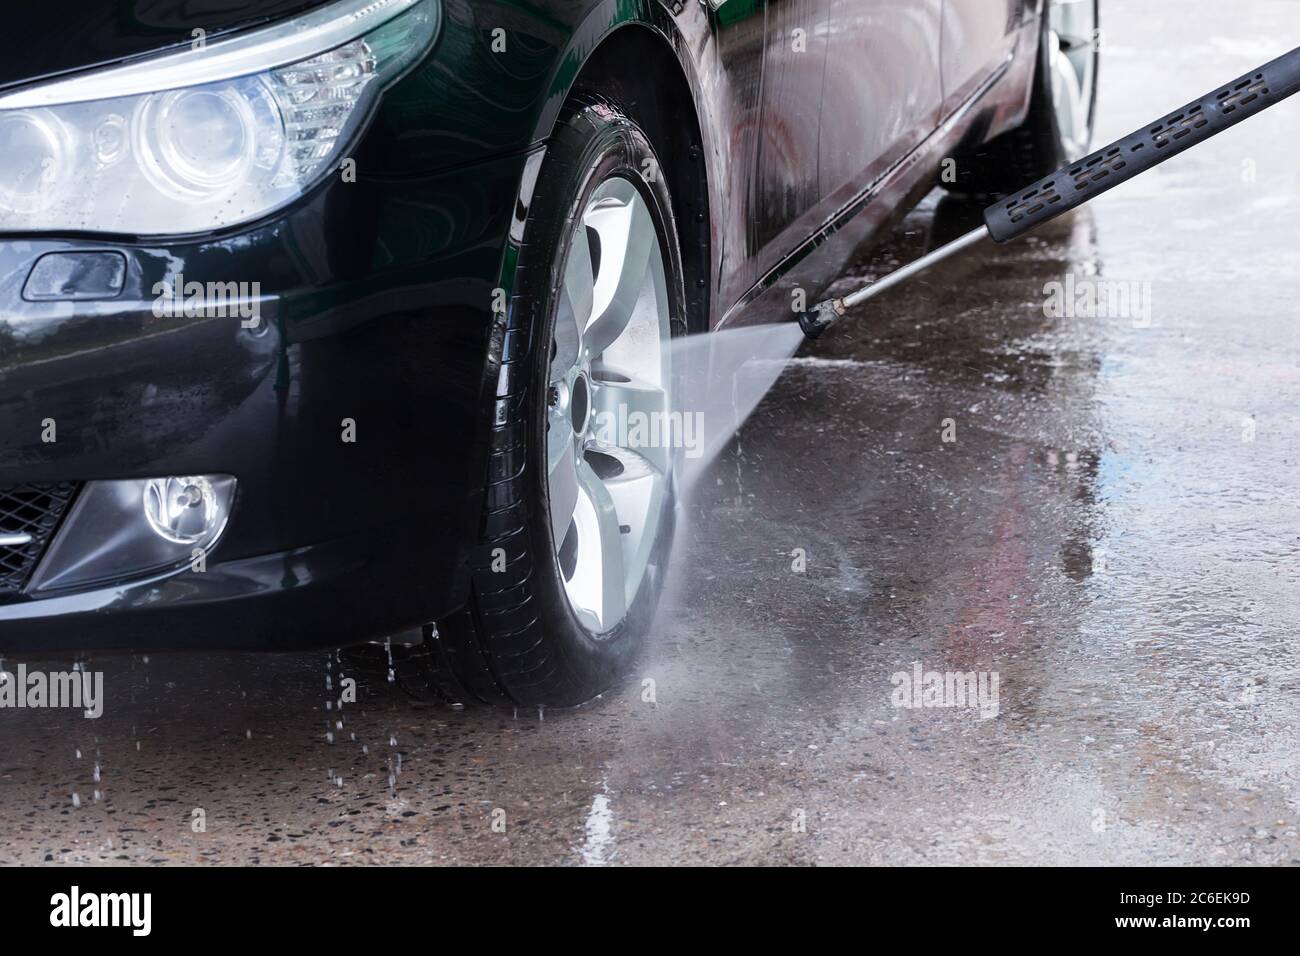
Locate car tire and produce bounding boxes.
[945,0,1099,198]
[382,95,687,708]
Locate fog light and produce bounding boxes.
[29,475,236,593]
[144,476,224,544]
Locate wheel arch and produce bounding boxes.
[531,5,716,333]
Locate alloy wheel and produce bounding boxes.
[1047,0,1098,161]
[546,175,673,636]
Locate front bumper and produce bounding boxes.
[0,148,528,652]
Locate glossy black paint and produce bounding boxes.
[0,0,1045,651]
[0,2,327,90]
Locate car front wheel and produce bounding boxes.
[398,95,687,707]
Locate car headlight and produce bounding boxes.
[0,0,439,236]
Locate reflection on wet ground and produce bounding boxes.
[2,0,1299,865]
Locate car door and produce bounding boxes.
[752,0,831,273]
[817,0,943,208]
[705,0,774,310]
[941,0,1023,106]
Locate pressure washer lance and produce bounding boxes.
[800,45,1300,339]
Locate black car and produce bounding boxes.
[0,0,1097,705]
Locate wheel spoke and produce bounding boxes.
[553,225,594,382]
[574,458,628,629]
[1050,32,1087,150]
[547,432,580,546]
[583,439,666,620]
[583,193,656,361]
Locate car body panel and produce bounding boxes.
[942,0,1027,107]
[702,0,769,309]
[751,0,829,269]
[0,139,533,650]
[0,2,328,91]
[0,0,1048,650]
[818,0,943,228]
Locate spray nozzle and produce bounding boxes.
[799,299,844,339]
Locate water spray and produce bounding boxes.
[801,46,1300,339]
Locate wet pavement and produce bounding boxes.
[3,0,1300,865]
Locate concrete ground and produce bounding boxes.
[2,0,1299,865]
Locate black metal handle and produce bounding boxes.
[984,46,1300,243]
